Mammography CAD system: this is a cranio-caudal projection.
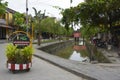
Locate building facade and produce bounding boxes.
[0,8,16,39]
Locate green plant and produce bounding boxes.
[6,44,17,63]
[21,46,34,63]
[6,44,34,64]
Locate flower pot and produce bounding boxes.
[6,62,32,73]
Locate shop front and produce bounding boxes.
[0,27,6,39]
[0,25,13,39]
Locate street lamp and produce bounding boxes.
[70,0,72,7]
[26,0,28,33]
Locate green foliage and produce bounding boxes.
[62,0,120,39]
[61,7,76,31]
[57,25,66,35]
[80,25,100,39]
[56,45,73,59]
[80,50,89,57]
[0,0,7,16]
[40,17,55,33]
[13,12,26,30]
[67,27,74,36]
[22,46,33,58]
[86,43,110,63]
[5,44,17,62]
[94,50,110,63]
[40,17,68,36]
[32,7,45,45]
[6,44,34,64]
[79,0,120,29]
[33,7,45,31]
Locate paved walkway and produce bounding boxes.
[34,42,120,80]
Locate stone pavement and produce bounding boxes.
[33,42,120,80]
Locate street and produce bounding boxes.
[0,43,84,80]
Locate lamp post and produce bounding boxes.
[70,0,72,7]
[26,0,28,33]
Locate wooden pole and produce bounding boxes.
[32,22,34,40]
[6,13,9,40]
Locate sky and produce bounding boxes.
[4,0,84,19]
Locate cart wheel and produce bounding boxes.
[9,69,11,71]
[26,68,30,72]
[12,70,16,74]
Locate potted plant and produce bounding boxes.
[5,44,34,73]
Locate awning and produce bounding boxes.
[0,24,13,29]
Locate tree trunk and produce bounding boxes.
[38,33,41,45]
[38,20,41,45]
[37,27,41,46]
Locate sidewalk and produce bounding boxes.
[0,39,7,43]
[33,43,120,80]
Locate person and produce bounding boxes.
[92,35,97,46]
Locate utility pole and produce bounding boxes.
[70,0,72,7]
[26,0,28,33]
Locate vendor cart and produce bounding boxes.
[6,31,33,73]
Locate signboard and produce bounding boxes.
[12,32,30,49]
[74,32,80,37]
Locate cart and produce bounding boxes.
[6,31,33,73]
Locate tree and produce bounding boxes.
[0,0,7,17]
[40,17,67,39]
[13,12,25,30]
[33,7,45,45]
[40,17,55,33]
[62,0,120,39]
[79,0,120,42]
[61,7,76,31]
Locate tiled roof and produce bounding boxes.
[6,8,17,14]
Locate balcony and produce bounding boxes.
[0,19,6,25]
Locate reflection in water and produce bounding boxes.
[69,51,89,62]
[73,45,86,51]
[79,40,83,45]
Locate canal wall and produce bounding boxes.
[39,40,73,54]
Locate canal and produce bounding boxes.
[39,41,110,63]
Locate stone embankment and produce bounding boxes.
[39,40,73,54]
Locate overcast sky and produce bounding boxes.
[4,0,84,19]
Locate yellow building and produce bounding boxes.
[0,8,16,39]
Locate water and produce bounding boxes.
[55,42,90,62]
[69,51,89,62]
